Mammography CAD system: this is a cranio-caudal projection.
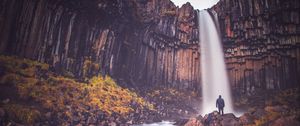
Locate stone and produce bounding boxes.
[196,115,203,120]
[219,113,240,126]
[45,112,52,119]
[108,121,117,126]
[72,115,81,122]
[184,118,204,126]
[75,124,83,126]
[238,113,254,125]
[126,120,133,125]
[174,119,189,125]
[86,117,97,124]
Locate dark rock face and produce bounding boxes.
[212,0,300,95]
[0,0,200,90]
[0,0,299,94]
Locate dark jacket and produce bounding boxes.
[216,98,225,108]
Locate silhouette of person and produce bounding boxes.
[216,95,225,115]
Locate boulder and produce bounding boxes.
[184,118,204,126]
[219,113,240,126]
[45,112,52,119]
[86,117,97,124]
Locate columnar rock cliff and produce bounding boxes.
[0,0,200,90]
[212,0,300,95]
[0,0,299,95]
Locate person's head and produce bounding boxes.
[219,95,221,98]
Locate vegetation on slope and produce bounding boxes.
[0,55,154,125]
[237,88,300,126]
[251,88,300,126]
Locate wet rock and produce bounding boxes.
[196,115,203,121]
[174,119,189,125]
[219,113,239,126]
[185,112,243,126]
[238,113,254,125]
[152,115,162,122]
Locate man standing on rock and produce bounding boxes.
[216,95,225,115]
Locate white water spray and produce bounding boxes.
[198,10,234,115]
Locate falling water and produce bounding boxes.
[198,10,234,115]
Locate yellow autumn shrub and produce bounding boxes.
[0,55,154,118]
[87,75,153,115]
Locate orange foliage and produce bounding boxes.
[0,55,154,118]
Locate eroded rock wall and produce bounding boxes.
[0,0,200,90]
[212,0,300,95]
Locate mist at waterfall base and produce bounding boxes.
[198,10,239,116]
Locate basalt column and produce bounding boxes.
[0,0,201,91]
[212,0,300,95]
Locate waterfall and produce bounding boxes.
[198,10,234,115]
